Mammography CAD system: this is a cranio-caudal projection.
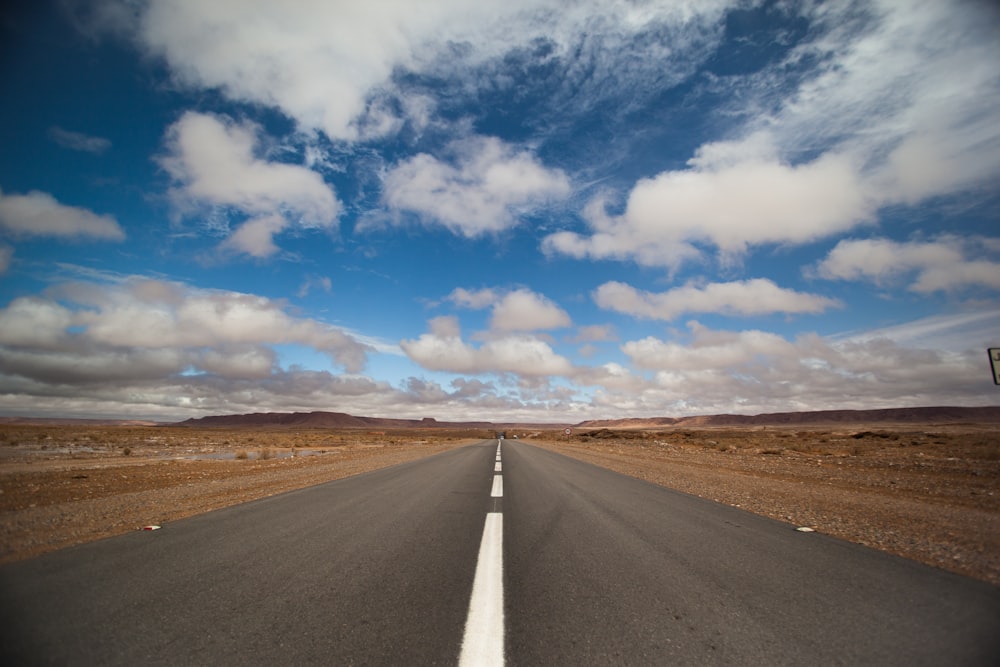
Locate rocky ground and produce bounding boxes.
[1,423,998,586]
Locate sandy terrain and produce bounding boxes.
[1,423,998,587]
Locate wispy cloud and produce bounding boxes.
[595,279,841,320]
[110,0,731,142]
[48,126,111,154]
[0,189,125,241]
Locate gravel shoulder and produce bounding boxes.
[2,423,998,587]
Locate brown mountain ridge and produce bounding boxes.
[173,405,1000,429]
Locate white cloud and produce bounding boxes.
[544,149,873,268]
[595,278,841,320]
[47,126,112,154]
[297,275,333,299]
[0,189,125,241]
[0,276,371,378]
[135,0,449,141]
[446,287,499,310]
[623,324,795,372]
[0,297,75,348]
[400,316,574,376]
[159,111,340,257]
[613,319,993,414]
[490,289,571,331]
[445,286,571,332]
[218,214,287,259]
[814,236,1000,293]
[381,135,570,237]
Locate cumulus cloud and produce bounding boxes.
[381,136,570,237]
[544,147,873,268]
[445,286,571,332]
[47,126,112,154]
[489,289,571,331]
[400,315,574,376]
[0,189,125,241]
[813,236,1000,293]
[614,319,993,414]
[159,111,340,256]
[0,276,371,384]
[595,279,841,321]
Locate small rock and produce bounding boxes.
[796,526,815,532]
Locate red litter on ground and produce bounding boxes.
[141,525,161,531]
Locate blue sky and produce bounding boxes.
[1,0,999,422]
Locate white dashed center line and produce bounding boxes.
[459,513,504,667]
[459,440,506,666]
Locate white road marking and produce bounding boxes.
[494,462,502,472]
[491,475,503,497]
[459,513,504,667]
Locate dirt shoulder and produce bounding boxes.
[526,423,1000,586]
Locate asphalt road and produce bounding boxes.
[2,439,999,665]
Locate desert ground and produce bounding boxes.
[1,423,997,586]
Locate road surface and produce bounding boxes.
[2,439,998,665]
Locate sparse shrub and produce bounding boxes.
[235,450,248,460]
[123,447,131,456]
[259,447,272,460]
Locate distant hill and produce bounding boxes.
[173,411,564,430]
[576,406,1000,429]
